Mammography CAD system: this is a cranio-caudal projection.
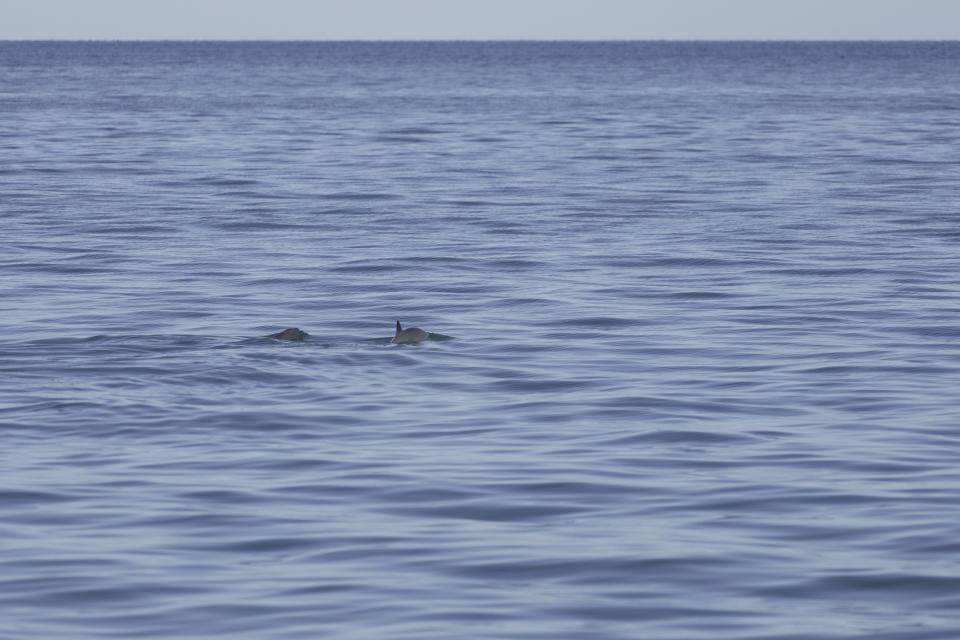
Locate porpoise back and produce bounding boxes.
[392,321,428,344]
[270,327,307,341]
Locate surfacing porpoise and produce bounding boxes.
[392,321,429,344]
[270,327,307,341]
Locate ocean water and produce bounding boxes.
[2,40,960,639]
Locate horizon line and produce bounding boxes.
[2,37,958,43]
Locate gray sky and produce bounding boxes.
[2,0,959,40]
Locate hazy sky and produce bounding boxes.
[2,0,959,40]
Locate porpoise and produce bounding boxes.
[392,321,428,344]
[270,327,307,341]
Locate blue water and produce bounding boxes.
[3,41,960,639]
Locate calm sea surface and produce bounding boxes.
[2,41,960,639]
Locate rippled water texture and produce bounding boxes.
[3,41,960,639]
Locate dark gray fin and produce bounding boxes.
[395,321,402,337]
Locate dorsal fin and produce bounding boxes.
[395,321,402,336]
